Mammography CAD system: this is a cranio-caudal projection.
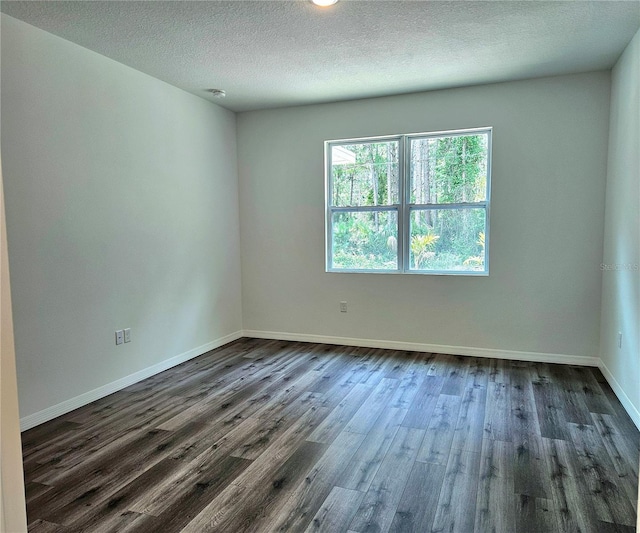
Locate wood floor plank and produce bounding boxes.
[26,519,67,533]
[591,412,640,504]
[70,510,145,533]
[308,346,382,395]
[105,513,164,533]
[348,426,425,533]
[264,430,367,532]
[514,495,559,533]
[130,455,252,532]
[28,428,175,523]
[229,415,306,462]
[303,486,364,533]
[541,436,601,533]
[415,393,461,465]
[466,356,490,390]
[180,441,328,533]
[510,364,542,440]
[425,352,453,377]
[483,380,512,441]
[450,384,488,453]
[306,383,375,444]
[250,369,327,421]
[335,407,406,493]
[431,448,482,533]
[24,462,53,485]
[513,434,550,499]
[342,377,399,434]
[531,364,571,441]
[126,419,267,515]
[387,361,425,410]
[168,389,326,465]
[128,454,251,519]
[26,397,192,476]
[238,338,293,360]
[400,375,444,429]
[156,348,315,431]
[35,419,198,487]
[22,419,83,457]
[548,364,594,425]
[24,481,54,505]
[63,456,189,530]
[439,354,470,396]
[357,349,404,386]
[595,521,639,533]
[22,338,639,533]
[219,402,331,493]
[488,357,510,385]
[567,422,637,527]
[383,350,420,379]
[568,366,614,416]
[474,438,516,532]
[167,414,263,464]
[35,425,208,526]
[388,461,446,533]
[223,376,332,462]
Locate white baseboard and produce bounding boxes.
[25,329,638,434]
[242,329,600,367]
[598,360,640,431]
[20,330,243,432]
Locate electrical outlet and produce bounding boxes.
[617,331,622,349]
[124,328,131,343]
[340,301,347,313]
[115,330,124,345]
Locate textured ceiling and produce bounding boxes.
[2,0,639,112]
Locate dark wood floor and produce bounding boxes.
[22,338,639,533]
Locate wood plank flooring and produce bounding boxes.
[22,338,640,532]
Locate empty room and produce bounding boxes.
[1,1,639,532]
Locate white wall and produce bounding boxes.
[238,72,611,361]
[1,15,243,422]
[600,28,640,426]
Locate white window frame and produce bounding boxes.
[325,127,492,275]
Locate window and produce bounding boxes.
[326,127,491,274]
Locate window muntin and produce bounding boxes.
[326,128,491,275]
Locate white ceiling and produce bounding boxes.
[2,0,639,112]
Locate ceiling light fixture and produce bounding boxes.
[207,89,226,98]
[310,0,338,6]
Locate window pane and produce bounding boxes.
[331,141,399,207]
[410,133,488,204]
[331,210,398,270]
[409,208,486,271]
